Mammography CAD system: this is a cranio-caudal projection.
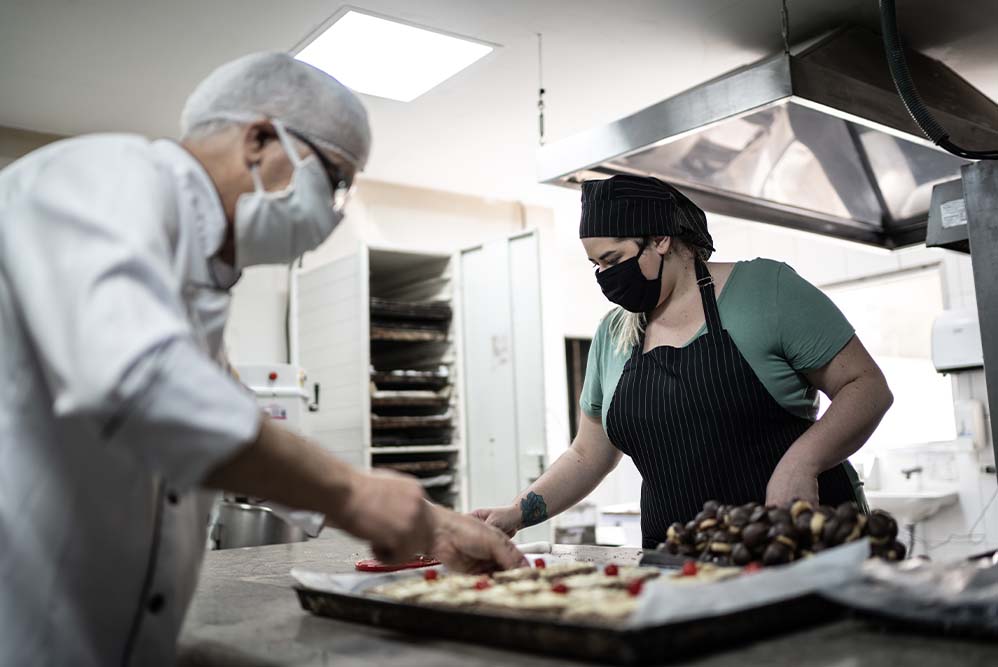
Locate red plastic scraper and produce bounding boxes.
[355,554,440,572]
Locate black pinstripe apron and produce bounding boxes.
[606,260,856,548]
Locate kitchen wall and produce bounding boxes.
[918,255,998,560]
[0,125,63,168]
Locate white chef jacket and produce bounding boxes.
[0,135,262,666]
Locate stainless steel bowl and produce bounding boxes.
[212,500,308,550]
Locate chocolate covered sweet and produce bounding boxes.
[762,541,793,565]
[741,522,769,551]
[768,523,798,551]
[767,508,793,526]
[790,499,814,520]
[732,543,754,566]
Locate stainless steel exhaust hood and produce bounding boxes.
[537,27,998,248]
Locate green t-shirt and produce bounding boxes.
[580,258,855,428]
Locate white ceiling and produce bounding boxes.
[2,0,996,206]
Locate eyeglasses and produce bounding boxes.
[287,129,354,212]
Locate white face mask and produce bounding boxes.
[234,121,346,269]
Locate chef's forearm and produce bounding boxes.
[510,426,620,529]
[512,451,598,528]
[204,418,356,520]
[779,375,892,475]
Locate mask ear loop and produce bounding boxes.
[271,119,306,168]
[244,118,296,194]
[641,237,666,281]
[249,162,265,192]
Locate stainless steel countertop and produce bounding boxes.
[178,535,998,667]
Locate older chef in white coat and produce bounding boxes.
[0,52,525,666]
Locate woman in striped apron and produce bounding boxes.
[473,175,894,548]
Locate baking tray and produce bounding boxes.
[371,395,450,410]
[370,298,453,321]
[371,433,452,447]
[370,369,451,392]
[294,585,842,665]
[371,327,448,342]
[374,460,451,474]
[371,415,452,430]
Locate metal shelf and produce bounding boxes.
[370,445,460,454]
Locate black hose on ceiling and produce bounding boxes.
[879,0,998,160]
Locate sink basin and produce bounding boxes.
[865,490,959,523]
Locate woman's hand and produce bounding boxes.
[470,505,522,538]
[765,460,819,507]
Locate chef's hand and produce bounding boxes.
[430,505,528,574]
[336,469,436,564]
[766,461,819,507]
[469,505,522,538]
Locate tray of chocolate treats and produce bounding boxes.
[649,499,906,566]
[291,499,904,665]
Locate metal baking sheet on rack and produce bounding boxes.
[371,415,452,430]
[292,543,868,665]
[371,370,450,392]
[371,395,450,409]
[374,459,451,474]
[370,434,453,447]
[371,327,448,342]
[370,298,453,321]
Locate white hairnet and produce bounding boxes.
[181,52,371,170]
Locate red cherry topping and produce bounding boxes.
[627,580,644,596]
[604,563,619,576]
[681,560,698,577]
[474,578,491,590]
[533,558,546,569]
[423,569,439,581]
[551,582,569,594]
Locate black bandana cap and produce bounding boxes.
[579,175,714,257]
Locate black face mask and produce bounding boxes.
[595,243,665,313]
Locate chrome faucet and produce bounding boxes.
[901,466,924,480]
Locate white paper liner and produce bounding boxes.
[626,539,869,628]
[291,541,869,630]
[822,553,998,632]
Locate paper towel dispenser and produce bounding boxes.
[926,179,969,254]
[932,309,983,372]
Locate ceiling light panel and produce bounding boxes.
[295,10,493,102]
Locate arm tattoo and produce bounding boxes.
[519,492,548,528]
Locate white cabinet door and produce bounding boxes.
[296,250,370,468]
[460,231,550,543]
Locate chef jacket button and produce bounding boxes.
[147,593,166,614]
[166,491,179,505]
